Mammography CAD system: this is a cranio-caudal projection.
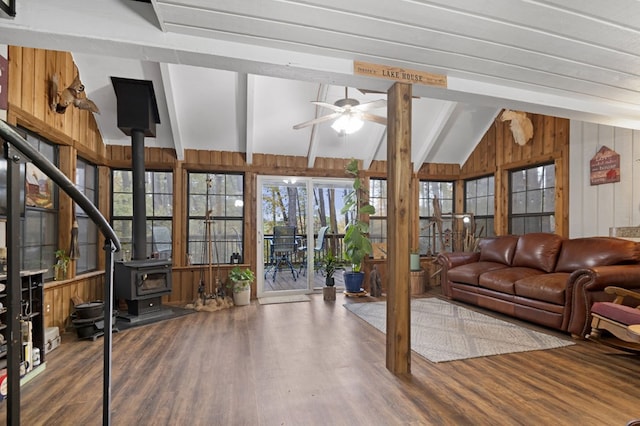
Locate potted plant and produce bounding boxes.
[319,250,338,301]
[227,266,255,306]
[341,159,375,293]
[53,249,70,281]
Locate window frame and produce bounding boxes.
[19,129,58,279]
[186,172,245,266]
[508,163,556,235]
[368,178,387,246]
[75,157,98,273]
[464,175,495,238]
[418,180,454,255]
[111,168,174,260]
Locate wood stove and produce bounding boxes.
[114,259,172,316]
[112,77,173,323]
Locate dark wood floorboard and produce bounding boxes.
[0,291,639,425]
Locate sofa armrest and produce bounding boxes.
[435,251,481,270]
[567,265,640,337]
[435,251,481,297]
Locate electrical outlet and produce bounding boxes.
[46,304,51,313]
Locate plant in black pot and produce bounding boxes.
[341,159,375,294]
[319,250,338,301]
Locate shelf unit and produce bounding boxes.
[0,269,47,384]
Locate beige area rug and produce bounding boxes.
[344,298,574,363]
[258,294,311,305]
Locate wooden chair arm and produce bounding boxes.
[604,286,640,305]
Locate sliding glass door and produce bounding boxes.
[257,176,351,298]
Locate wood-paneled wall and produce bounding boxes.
[6,47,108,330]
[461,113,570,236]
[7,46,107,163]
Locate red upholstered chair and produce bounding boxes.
[588,286,640,353]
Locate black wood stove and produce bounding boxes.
[111,77,173,323]
[114,259,172,317]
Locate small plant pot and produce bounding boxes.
[232,280,251,306]
[54,267,67,281]
[323,286,336,301]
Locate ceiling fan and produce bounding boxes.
[293,87,387,135]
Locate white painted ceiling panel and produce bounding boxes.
[3,0,640,167]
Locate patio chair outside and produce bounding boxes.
[267,225,298,281]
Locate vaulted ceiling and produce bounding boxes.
[2,1,640,170]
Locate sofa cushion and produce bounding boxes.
[478,235,520,265]
[512,233,564,273]
[448,262,507,286]
[555,237,640,272]
[479,267,544,294]
[514,272,570,305]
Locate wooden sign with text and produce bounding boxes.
[354,61,447,88]
[590,145,620,185]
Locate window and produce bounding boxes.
[368,178,387,245]
[465,175,495,238]
[187,173,244,265]
[75,158,98,273]
[510,164,555,234]
[418,180,454,254]
[111,170,173,259]
[21,131,57,279]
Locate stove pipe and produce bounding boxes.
[131,129,146,260]
[111,77,160,261]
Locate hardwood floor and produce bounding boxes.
[0,292,638,425]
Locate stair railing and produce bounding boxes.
[0,120,121,426]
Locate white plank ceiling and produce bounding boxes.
[2,1,640,169]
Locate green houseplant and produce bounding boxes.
[320,250,338,301]
[227,266,255,306]
[53,249,71,281]
[341,159,375,293]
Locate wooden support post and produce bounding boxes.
[386,82,412,375]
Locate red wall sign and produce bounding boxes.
[590,146,620,185]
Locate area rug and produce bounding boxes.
[344,298,574,362]
[258,294,311,305]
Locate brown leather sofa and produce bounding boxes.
[436,233,640,337]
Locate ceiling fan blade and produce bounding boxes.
[311,101,344,113]
[293,112,342,130]
[360,112,387,125]
[354,99,387,112]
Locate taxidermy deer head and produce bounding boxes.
[500,109,533,146]
[49,74,100,114]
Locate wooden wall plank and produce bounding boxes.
[7,46,22,110]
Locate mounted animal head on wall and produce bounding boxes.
[49,73,100,114]
[500,109,533,146]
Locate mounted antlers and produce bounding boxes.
[500,109,533,146]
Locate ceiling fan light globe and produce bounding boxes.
[331,114,364,135]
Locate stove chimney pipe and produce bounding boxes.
[111,77,160,261]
